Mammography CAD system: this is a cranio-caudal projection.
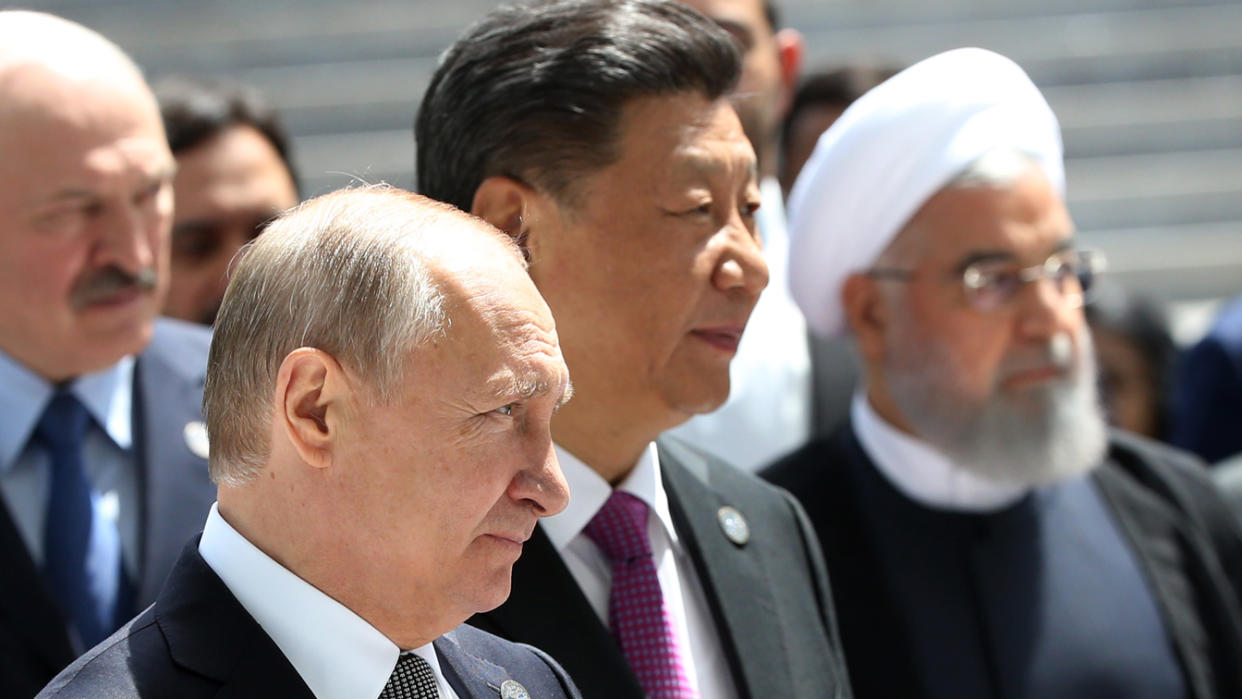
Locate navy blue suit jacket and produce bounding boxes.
[1172,296,1242,464]
[0,319,217,698]
[37,542,583,699]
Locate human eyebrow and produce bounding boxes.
[952,251,1017,274]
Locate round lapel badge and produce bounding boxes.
[500,679,530,699]
[183,421,210,460]
[717,505,750,546]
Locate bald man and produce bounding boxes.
[0,12,215,696]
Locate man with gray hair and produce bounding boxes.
[764,48,1242,698]
[0,12,215,696]
[40,186,582,699]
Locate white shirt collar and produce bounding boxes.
[198,504,454,699]
[542,442,680,552]
[0,349,133,472]
[851,392,1028,512]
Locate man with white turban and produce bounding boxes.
[763,48,1242,698]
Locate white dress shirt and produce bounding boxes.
[668,177,813,471]
[851,392,1028,512]
[0,348,139,575]
[541,443,738,698]
[198,504,460,699]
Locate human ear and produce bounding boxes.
[273,348,348,470]
[472,176,541,262]
[842,273,889,366]
[775,28,805,112]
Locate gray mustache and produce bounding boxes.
[71,266,158,309]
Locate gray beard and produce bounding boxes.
[886,328,1109,488]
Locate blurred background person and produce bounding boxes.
[1172,294,1242,465]
[778,63,898,197]
[1085,281,1178,441]
[666,0,816,471]
[0,11,215,697]
[765,48,1242,699]
[156,77,299,326]
[779,62,899,438]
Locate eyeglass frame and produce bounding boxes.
[865,247,1107,312]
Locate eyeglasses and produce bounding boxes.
[867,248,1107,312]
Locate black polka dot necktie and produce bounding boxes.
[379,652,440,699]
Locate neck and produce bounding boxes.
[551,399,664,485]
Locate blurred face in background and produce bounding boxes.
[0,59,174,381]
[678,0,801,174]
[165,124,298,325]
[858,167,1108,484]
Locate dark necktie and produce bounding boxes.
[34,391,125,649]
[584,491,696,698]
[379,652,440,699]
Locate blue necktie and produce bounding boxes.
[34,391,126,649]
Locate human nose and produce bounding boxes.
[92,198,160,274]
[509,441,570,517]
[1015,272,1082,342]
[712,215,769,299]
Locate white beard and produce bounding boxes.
[885,326,1109,488]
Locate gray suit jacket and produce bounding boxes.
[0,319,217,698]
[468,437,853,698]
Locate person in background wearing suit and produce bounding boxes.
[0,12,216,697]
[416,1,851,697]
[155,77,300,327]
[1172,294,1242,465]
[39,186,582,699]
[764,48,1242,698]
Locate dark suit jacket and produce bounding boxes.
[0,319,217,698]
[468,437,853,699]
[1172,295,1242,464]
[36,541,582,698]
[764,423,1242,699]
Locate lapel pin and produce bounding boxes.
[183,421,210,460]
[717,506,749,546]
[499,679,530,699]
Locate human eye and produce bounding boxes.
[963,264,1019,310]
[492,404,516,417]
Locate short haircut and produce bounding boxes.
[780,64,898,153]
[203,186,519,484]
[415,0,742,212]
[155,76,298,192]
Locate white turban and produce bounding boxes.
[787,47,1064,338]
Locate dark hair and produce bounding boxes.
[780,64,898,152]
[155,76,298,193]
[763,1,779,31]
[1085,281,1178,440]
[415,0,741,211]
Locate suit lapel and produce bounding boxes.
[435,630,508,698]
[0,496,76,675]
[473,525,644,698]
[156,542,314,698]
[657,440,786,699]
[132,345,214,607]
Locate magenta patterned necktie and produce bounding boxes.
[584,490,697,698]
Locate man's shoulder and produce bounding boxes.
[36,608,204,698]
[438,624,581,698]
[760,429,853,494]
[659,434,798,503]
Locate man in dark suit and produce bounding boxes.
[415,2,851,697]
[40,187,583,698]
[764,48,1242,698]
[0,12,215,696]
